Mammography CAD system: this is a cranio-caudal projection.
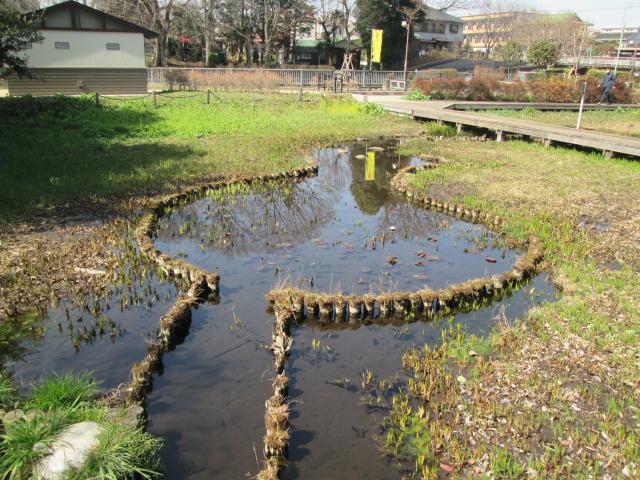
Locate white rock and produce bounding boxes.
[34,422,102,480]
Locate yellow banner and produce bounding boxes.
[371,29,383,64]
[365,151,376,181]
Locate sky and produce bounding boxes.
[454,1,640,29]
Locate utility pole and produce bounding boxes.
[614,4,628,75]
[402,19,411,87]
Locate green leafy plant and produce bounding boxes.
[0,5,44,79]
[358,102,384,115]
[0,375,17,409]
[27,372,99,411]
[527,39,559,68]
[73,423,162,480]
[0,410,76,479]
[425,122,456,137]
[404,90,431,101]
[498,41,525,74]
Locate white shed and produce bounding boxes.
[7,0,157,95]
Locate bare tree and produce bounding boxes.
[427,0,477,11]
[316,0,340,44]
[473,0,529,57]
[338,0,356,52]
[514,13,591,56]
[3,0,39,12]
[261,0,282,65]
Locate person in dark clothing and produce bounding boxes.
[599,69,617,104]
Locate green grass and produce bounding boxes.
[424,121,457,137]
[72,423,162,480]
[488,107,640,137]
[382,138,640,477]
[0,373,161,479]
[27,372,99,411]
[0,374,17,409]
[0,409,80,479]
[0,93,422,220]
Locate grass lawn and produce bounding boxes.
[489,107,640,137]
[0,93,422,221]
[385,138,640,478]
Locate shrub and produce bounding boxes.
[467,78,496,101]
[528,40,559,68]
[425,122,457,137]
[27,372,99,411]
[411,77,635,104]
[404,90,431,101]
[527,77,576,103]
[498,41,525,68]
[358,102,384,115]
[500,81,530,102]
[163,69,189,90]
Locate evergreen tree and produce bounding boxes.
[0,5,42,78]
[356,0,420,69]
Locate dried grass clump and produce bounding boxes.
[412,76,635,103]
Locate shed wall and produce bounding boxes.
[7,68,148,95]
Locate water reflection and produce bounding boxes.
[148,140,555,480]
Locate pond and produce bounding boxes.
[6,140,555,479]
[149,140,555,479]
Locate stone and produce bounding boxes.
[106,404,145,429]
[3,409,36,426]
[34,421,102,480]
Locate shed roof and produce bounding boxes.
[423,7,462,23]
[32,1,158,38]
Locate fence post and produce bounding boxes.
[207,89,211,104]
[153,91,157,108]
[95,92,100,108]
[299,74,303,101]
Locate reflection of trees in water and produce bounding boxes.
[316,148,351,193]
[159,182,335,256]
[377,201,451,239]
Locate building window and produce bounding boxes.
[106,42,121,51]
[19,41,32,49]
[438,23,445,34]
[55,41,70,49]
[450,24,459,34]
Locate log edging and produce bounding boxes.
[120,164,320,406]
[257,162,545,479]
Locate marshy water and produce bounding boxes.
[7,141,555,479]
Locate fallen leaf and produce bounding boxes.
[440,463,453,473]
[485,257,497,263]
[416,251,427,258]
[386,256,399,265]
[415,261,424,267]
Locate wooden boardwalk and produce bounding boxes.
[367,97,640,159]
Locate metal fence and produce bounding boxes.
[561,56,638,69]
[147,67,455,90]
